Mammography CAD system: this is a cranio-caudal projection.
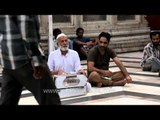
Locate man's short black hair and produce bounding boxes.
[98,32,111,42]
[150,30,160,39]
[76,27,84,35]
[53,28,62,39]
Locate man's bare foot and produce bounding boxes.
[97,82,103,87]
[112,79,127,86]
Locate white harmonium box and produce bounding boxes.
[53,74,88,99]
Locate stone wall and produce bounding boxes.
[39,15,150,57]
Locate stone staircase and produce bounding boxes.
[109,33,150,53]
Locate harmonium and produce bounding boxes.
[53,74,88,99]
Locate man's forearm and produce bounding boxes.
[118,63,129,77]
[88,66,104,75]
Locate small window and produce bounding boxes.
[83,15,106,21]
[117,15,135,21]
[53,15,71,23]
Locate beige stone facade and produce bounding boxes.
[38,15,150,56]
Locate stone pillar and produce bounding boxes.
[39,15,49,56]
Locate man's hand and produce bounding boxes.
[78,69,87,76]
[101,70,113,77]
[58,70,67,75]
[32,65,45,79]
[125,75,132,83]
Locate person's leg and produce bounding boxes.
[101,71,127,86]
[88,71,113,87]
[0,69,23,105]
[88,71,127,87]
[142,56,154,71]
[14,61,61,105]
[111,71,125,81]
[142,63,152,71]
[150,57,160,72]
[111,71,127,86]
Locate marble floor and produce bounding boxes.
[18,51,160,105]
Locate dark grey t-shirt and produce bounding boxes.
[87,45,116,75]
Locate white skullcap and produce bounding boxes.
[56,33,67,40]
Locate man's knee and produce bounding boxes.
[142,64,151,71]
[151,58,160,72]
[89,71,99,77]
[88,71,99,82]
[112,71,124,81]
[151,66,159,72]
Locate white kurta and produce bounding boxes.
[47,49,82,73]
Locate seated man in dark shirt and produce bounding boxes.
[73,27,97,60]
[87,32,132,87]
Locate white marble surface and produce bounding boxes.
[18,52,160,105]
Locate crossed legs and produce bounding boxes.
[88,71,127,87]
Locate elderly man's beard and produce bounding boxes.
[59,46,69,51]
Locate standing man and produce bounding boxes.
[0,15,61,105]
[87,32,132,87]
